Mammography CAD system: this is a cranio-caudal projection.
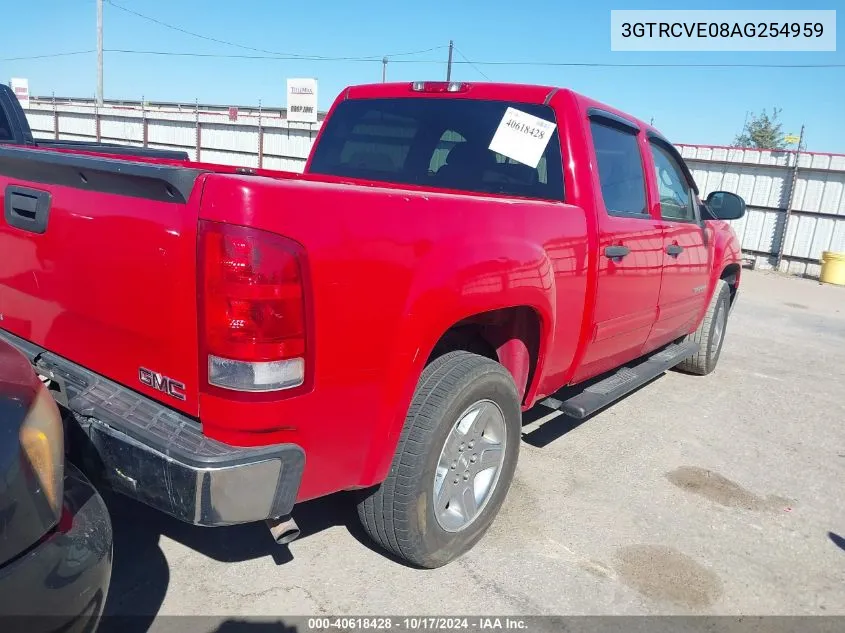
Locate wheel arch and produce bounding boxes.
[720,262,741,306]
[353,234,556,490]
[426,305,544,404]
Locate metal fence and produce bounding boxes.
[22,98,845,278]
[24,96,323,172]
[678,144,845,278]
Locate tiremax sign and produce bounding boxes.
[286,78,318,123]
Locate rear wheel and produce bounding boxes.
[676,279,731,375]
[357,351,521,568]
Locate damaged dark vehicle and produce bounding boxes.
[0,339,113,631]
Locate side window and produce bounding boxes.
[589,121,647,216]
[649,143,696,221]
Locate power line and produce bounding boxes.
[384,46,448,58]
[6,48,843,70]
[104,49,436,62]
[1,50,96,61]
[100,50,845,68]
[105,0,444,61]
[105,0,315,58]
[453,45,492,81]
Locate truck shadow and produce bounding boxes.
[100,616,299,633]
[100,487,390,628]
[100,490,169,631]
[213,622,299,633]
[521,374,663,448]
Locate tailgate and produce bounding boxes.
[0,146,206,415]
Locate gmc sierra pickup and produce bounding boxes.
[0,80,746,568]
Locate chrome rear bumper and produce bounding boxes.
[0,329,305,527]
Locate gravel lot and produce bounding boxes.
[101,269,845,624]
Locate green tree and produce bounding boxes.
[733,108,786,150]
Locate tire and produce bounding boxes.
[357,351,521,568]
[676,279,731,376]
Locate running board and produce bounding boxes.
[540,341,700,420]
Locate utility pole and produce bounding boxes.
[382,57,388,83]
[776,123,805,271]
[446,40,454,81]
[96,0,103,105]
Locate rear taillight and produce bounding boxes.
[198,220,308,393]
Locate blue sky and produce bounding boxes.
[3,0,844,152]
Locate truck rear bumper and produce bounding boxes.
[0,329,305,527]
[81,418,305,527]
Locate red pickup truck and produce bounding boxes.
[0,81,745,569]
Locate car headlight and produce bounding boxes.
[19,384,65,520]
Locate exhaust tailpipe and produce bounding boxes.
[267,515,300,545]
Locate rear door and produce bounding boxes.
[643,137,710,351]
[572,111,665,382]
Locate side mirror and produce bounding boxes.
[705,191,746,220]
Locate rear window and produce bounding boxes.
[308,98,564,202]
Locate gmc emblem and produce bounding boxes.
[138,367,187,401]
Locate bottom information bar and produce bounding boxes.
[1,615,842,633]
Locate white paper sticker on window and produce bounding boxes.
[488,107,556,169]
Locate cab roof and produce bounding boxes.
[341,81,662,141]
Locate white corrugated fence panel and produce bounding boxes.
[262,156,307,173]
[795,175,826,213]
[25,111,54,134]
[202,123,258,153]
[687,161,789,208]
[100,115,144,142]
[737,208,781,254]
[57,134,95,143]
[818,176,845,215]
[781,215,845,259]
[830,221,845,253]
[263,129,315,161]
[58,113,96,137]
[199,149,258,169]
[147,120,196,148]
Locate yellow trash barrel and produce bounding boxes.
[820,251,845,286]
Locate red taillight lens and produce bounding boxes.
[199,220,308,392]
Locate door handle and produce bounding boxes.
[604,245,631,260]
[666,243,684,257]
[4,186,52,234]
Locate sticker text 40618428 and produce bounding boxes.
[505,117,548,140]
[488,107,556,169]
